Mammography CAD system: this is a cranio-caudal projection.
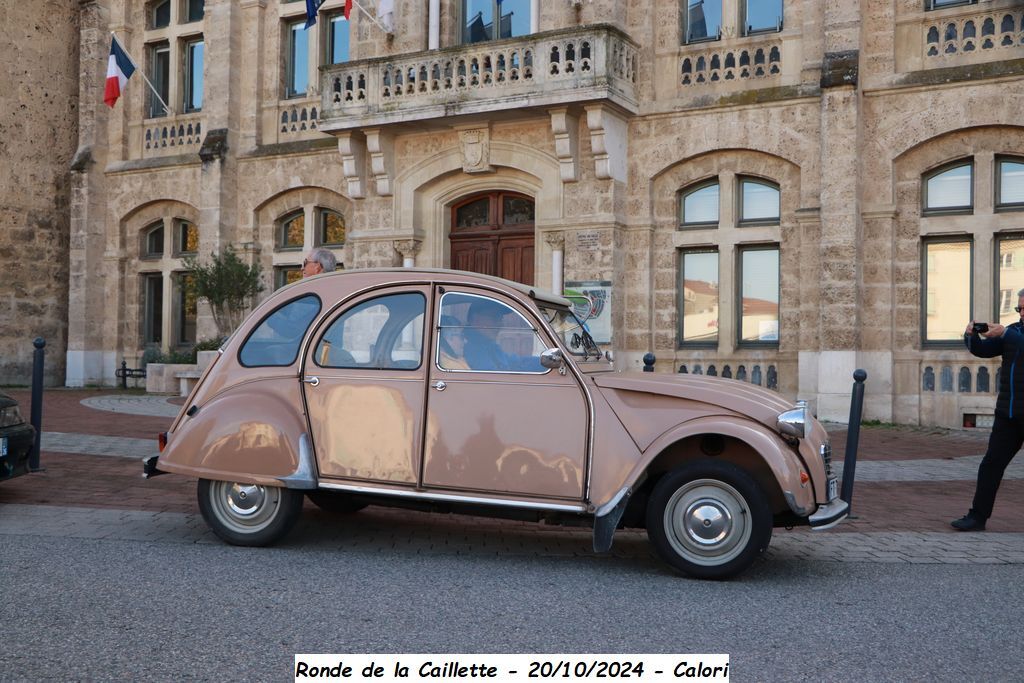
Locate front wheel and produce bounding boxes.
[198,479,303,547]
[646,460,772,580]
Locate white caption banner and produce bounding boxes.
[295,654,729,682]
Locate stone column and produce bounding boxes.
[545,232,565,294]
[428,0,440,49]
[238,0,266,152]
[394,239,422,268]
[67,0,109,386]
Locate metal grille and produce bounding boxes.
[820,443,833,477]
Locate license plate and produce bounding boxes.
[1,437,7,457]
[828,476,838,501]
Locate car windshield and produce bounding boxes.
[540,305,604,360]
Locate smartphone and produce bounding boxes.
[973,322,990,334]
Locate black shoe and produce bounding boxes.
[951,514,986,531]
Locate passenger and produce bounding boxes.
[462,301,542,372]
[438,315,469,370]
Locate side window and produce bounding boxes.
[437,292,546,373]
[239,294,321,367]
[315,293,425,370]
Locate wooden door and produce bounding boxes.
[450,191,534,285]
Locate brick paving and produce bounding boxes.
[0,388,1022,563]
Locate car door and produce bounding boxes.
[422,286,588,500]
[302,286,431,485]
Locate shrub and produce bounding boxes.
[182,245,264,338]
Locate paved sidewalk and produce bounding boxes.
[1,388,1022,558]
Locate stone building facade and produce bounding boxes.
[65,0,1024,427]
[0,1,79,385]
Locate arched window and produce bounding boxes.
[150,0,171,29]
[923,160,973,214]
[738,177,780,224]
[277,210,305,250]
[142,220,165,258]
[679,180,719,227]
[996,156,1024,210]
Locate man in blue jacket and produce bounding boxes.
[955,300,1024,531]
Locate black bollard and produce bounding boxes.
[840,368,867,510]
[643,353,656,372]
[28,337,46,472]
[120,360,128,390]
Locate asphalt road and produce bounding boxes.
[2,530,1022,682]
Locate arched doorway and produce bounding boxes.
[449,191,535,285]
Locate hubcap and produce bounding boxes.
[207,480,282,534]
[663,478,751,567]
[226,484,266,517]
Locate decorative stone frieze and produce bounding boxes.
[924,9,1024,60]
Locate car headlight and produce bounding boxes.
[0,405,26,428]
[777,400,809,439]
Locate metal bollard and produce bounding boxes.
[642,353,656,372]
[28,337,46,472]
[840,368,867,510]
[120,360,128,390]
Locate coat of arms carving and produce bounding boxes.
[460,128,492,173]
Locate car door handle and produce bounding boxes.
[302,376,320,387]
[432,381,446,391]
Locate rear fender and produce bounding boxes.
[157,378,309,487]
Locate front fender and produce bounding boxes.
[624,417,814,517]
[157,378,308,487]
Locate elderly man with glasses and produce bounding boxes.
[301,248,337,278]
[955,291,1024,530]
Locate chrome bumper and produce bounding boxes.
[808,498,849,530]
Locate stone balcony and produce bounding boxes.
[897,1,1024,73]
[318,24,639,132]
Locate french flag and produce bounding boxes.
[103,36,136,108]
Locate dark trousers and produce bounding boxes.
[972,414,1024,520]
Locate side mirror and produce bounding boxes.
[539,347,565,369]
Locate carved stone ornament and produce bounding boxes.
[544,232,565,250]
[460,128,493,174]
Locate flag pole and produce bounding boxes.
[351,0,391,34]
[110,32,172,115]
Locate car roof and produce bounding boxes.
[300,268,574,309]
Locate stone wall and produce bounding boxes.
[0,1,79,385]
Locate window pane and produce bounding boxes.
[685,0,722,42]
[463,0,493,43]
[745,0,783,32]
[178,221,198,253]
[680,251,719,344]
[455,197,491,227]
[185,41,204,111]
[741,180,780,222]
[240,295,321,366]
[998,239,1024,327]
[153,0,170,28]
[289,22,309,96]
[320,210,346,245]
[496,0,530,39]
[275,267,302,290]
[329,15,350,64]
[502,196,534,225]
[187,0,205,22]
[281,213,304,248]
[999,160,1024,206]
[739,248,779,343]
[178,274,197,344]
[926,164,972,210]
[438,292,545,372]
[315,293,425,369]
[681,183,719,225]
[145,275,164,344]
[924,241,971,341]
[150,46,170,117]
[146,223,164,256]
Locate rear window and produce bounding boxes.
[239,294,321,367]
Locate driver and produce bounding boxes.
[462,301,542,372]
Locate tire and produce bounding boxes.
[197,479,303,547]
[305,490,368,514]
[646,460,772,580]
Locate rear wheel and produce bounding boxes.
[198,479,303,547]
[646,460,772,580]
[306,490,368,514]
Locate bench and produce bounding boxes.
[174,370,202,396]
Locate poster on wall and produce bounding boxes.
[564,280,613,344]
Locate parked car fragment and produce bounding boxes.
[145,268,849,579]
[1,392,35,483]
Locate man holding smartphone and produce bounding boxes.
[955,292,1024,530]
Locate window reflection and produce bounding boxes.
[744,0,783,34]
[288,21,309,97]
[998,159,1024,207]
[680,251,719,344]
[184,39,204,112]
[925,163,972,211]
[463,0,530,44]
[740,179,780,223]
[279,212,304,249]
[329,14,350,64]
[681,182,719,225]
[683,0,722,43]
[739,248,779,344]
[924,241,971,341]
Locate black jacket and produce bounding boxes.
[965,321,1024,418]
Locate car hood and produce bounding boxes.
[592,372,795,430]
